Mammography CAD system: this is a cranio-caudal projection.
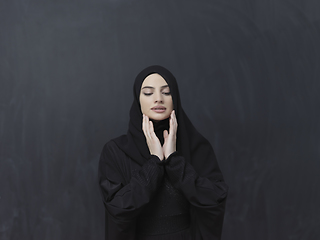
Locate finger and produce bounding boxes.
[142,114,146,134]
[172,110,178,132]
[163,130,168,139]
[143,115,148,134]
[169,110,174,121]
[149,120,158,140]
[143,115,151,140]
[169,112,177,136]
[149,119,154,133]
[172,110,176,123]
[169,114,173,134]
[170,111,176,132]
[145,116,152,140]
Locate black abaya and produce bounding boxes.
[98,66,228,240]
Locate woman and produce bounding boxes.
[98,65,228,240]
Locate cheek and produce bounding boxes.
[167,97,174,110]
[139,96,149,112]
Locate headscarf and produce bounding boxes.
[114,65,223,180]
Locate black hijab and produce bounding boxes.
[114,65,223,180]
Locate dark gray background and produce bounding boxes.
[1,0,319,239]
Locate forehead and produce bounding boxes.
[141,73,169,88]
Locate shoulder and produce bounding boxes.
[101,135,126,154]
[99,136,126,172]
[100,134,132,163]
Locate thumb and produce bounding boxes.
[163,130,169,139]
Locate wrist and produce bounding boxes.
[150,154,165,163]
[152,153,164,161]
[165,150,176,160]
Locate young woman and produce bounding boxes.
[98,65,228,240]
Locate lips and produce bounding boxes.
[151,106,166,113]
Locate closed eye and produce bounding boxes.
[142,92,170,96]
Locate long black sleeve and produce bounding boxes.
[165,151,228,240]
[98,141,164,239]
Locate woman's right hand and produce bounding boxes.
[142,114,164,161]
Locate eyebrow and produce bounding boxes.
[141,85,169,90]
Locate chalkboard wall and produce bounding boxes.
[1,0,319,239]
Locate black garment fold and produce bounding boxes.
[99,140,228,240]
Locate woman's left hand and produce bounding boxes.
[142,114,164,161]
[163,110,178,159]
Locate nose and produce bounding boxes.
[154,91,163,103]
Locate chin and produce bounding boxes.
[149,113,170,121]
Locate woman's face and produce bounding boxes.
[139,73,173,121]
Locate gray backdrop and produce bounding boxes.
[1,0,319,239]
